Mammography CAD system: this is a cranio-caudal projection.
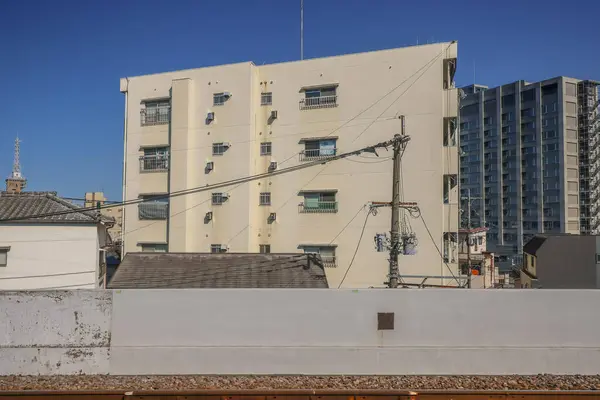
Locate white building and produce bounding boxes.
[0,191,111,290]
[120,42,459,288]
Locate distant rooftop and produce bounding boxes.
[0,191,105,224]
[108,253,329,289]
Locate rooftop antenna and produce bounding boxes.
[11,136,23,179]
[5,136,27,193]
[300,0,304,60]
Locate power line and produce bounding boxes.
[0,139,396,223]
[337,207,373,288]
[0,270,95,281]
[418,213,464,287]
[351,43,451,144]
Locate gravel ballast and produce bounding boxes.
[0,375,599,391]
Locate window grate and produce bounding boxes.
[261,92,272,106]
[259,192,271,206]
[212,142,228,156]
[259,244,271,254]
[260,142,272,156]
[211,244,227,253]
[141,100,170,126]
[213,93,226,106]
[212,193,228,205]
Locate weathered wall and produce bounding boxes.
[0,291,112,375]
[2,289,600,376]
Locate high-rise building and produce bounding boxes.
[459,77,600,271]
[84,192,123,243]
[120,42,459,288]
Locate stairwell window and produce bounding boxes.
[299,191,337,213]
[211,244,227,253]
[259,244,271,254]
[141,99,170,126]
[299,138,337,161]
[299,85,338,110]
[138,195,169,220]
[301,245,337,267]
[140,147,169,172]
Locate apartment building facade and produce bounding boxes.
[120,42,459,288]
[459,77,600,271]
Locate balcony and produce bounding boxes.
[299,95,338,110]
[138,202,168,220]
[140,107,170,126]
[299,148,337,161]
[320,255,337,268]
[139,155,169,172]
[298,201,338,213]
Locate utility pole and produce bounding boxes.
[388,117,406,288]
[369,118,413,288]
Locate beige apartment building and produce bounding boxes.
[120,42,459,288]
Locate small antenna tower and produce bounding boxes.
[12,136,23,179]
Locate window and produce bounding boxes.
[483,116,493,126]
[138,195,169,220]
[302,245,336,267]
[212,142,230,156]
[521,121,535,130]
[299,191,337,213]
[543,130,557,139]
[212,192,229,205]
[211,244,227,253]
[141,99,170,126]
[300,139,337,161]
[213,92,228,106]
[501,112,514,123]
[259,244,271,254]
[140,243,168,253]
[300,86,337,110]
[261,92,272,106]
[259,192,271,206]
[0,247,9,267]
[140,147,169,172]
[521,89,536,103]
[443,174,458,204]
[521,108,535,118]
[260,142,272,156]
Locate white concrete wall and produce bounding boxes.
[0,225,100,290]
[2,289,600,376]
[110,289,600,375]
[0,290,111,375]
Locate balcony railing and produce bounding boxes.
[299,95,338,110]
[298,201,338,213]
[139,155,169,172]
[140,108,170,126]
[299,148,337,161]
[138,202,168,220]
[320,256,337,267]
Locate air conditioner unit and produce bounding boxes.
[207,112,215,121]
[269,161,277,172]
[206,161,214,171]
[270,110,278,119]
[205,211,213,221]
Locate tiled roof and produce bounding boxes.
[0,192,101,224]
[108,253,329,289]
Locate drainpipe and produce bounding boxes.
[121,78,129,260]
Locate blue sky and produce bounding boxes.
[1,0,599,201]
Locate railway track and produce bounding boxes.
[0,390,597,399]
